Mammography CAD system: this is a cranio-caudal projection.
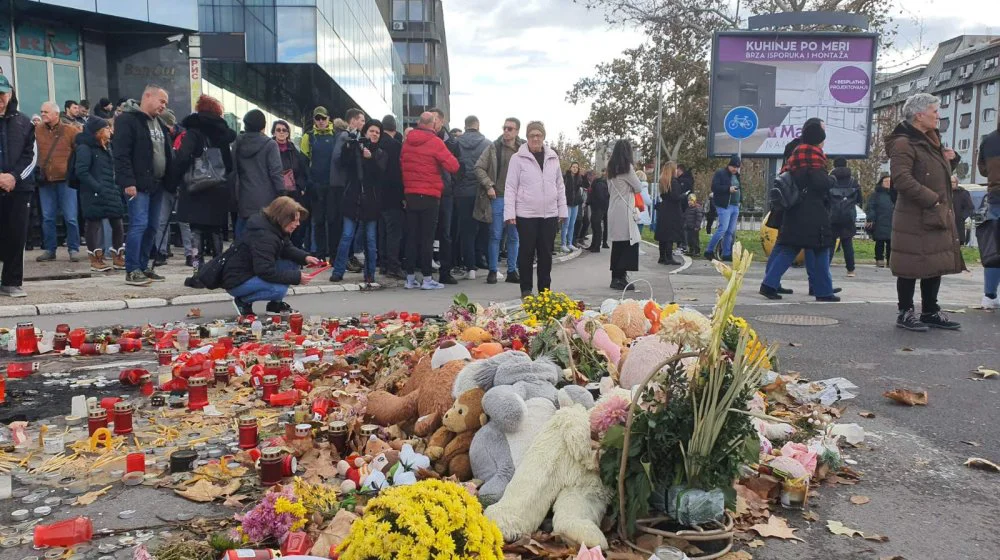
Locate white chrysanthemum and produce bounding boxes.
[660,309,712,349]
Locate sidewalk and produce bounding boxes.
[1,246,586,317]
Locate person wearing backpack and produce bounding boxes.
[865,173,894,268]
[172,95,236,279]
[828,157,861,277]
[75,117,125,273]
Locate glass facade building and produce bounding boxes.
[198,0,402,128]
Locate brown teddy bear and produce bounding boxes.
[425,387,486,481]
[365,356,466,437]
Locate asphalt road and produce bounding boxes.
[2,243,998,559]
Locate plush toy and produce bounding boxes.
[452,350,531,399]
[485,404,609,549]
[426,387,486,480]
[618,335,681,389]
[362,444,430,491]
[365,356,466,436]
[471,342,503,359]
[610,299,649,338]
[459,326,492,344]
[337,436,397,492]
[430,340,472,369]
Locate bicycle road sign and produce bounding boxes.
[724,106,758,140]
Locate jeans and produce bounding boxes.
[437,195,455,275]
[154,190,191,257]
[456,196,479,271]
[125,188,164,273]
[228,259,298,304]
[516,217,558,294]
[0,191,31,287]
[897,276,941,314]
[985,203,1000,297]
[38,182,80,253]
[488,197,519,273]
[875,239,891,262]
[706,204,739,257]
[334,217,377,279]
[831,236,855,271]
[762,245,833,297]
[380,207,404,272]
[561,205,580,248]
[405,194,440,277]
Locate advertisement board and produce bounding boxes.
[708,31,878,158]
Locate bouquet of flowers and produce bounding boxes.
[521,290,583,325]
[235,485,308,544]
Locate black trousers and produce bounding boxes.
[380,207,404,273]
[589,207,606,251]
[405,194,440,277]
[515,217,558,294]
[897,276,941,314]
[875,239,891,262]
[0,191,31,287]
[575,206,590,242]
[456,196,478,271]
[437,195,454,276]
[190,225,223,266]
[85,218,124,251]
[686,227,701,255]
[312,186,343,260]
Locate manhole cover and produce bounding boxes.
[754,314,839,326]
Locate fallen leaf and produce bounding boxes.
[802,511,819,522]
[850,495,871,505]
[974,366,998,378]
[719,553,752,560]
[175,479,241,502]
[750,516,804,542]
[879,556,906,560]
[187,307,202,318]
[883,388,928,406]
[900,347,913,352]
[864,534,890,542]
[961,441,981,447]
[858,411,875,418]
[788,342,802,347]
[748,539,765,548]
[964,457,1000,473]
[75,485,112,506]
[311,509,359,556]
[942,308,966,313]
[827,520,862,537]
[222,494,248,508]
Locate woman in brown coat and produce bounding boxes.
[886,93,965,331]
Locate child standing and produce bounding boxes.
[683,194,704,256]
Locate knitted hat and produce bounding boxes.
[833,157,848,168]
[243,109,266,133]
[801,121,826,146]
[728,154,742,168]
[85,116,109,135]
[526,121,546,138]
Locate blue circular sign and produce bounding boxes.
[724,106,758,140]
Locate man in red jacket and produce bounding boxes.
[401,111,460,289]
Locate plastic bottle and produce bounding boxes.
[177,329,190,351]
[251,319,263,340]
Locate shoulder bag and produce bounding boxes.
[184,134,227,193]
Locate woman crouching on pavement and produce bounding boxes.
[222,196,321,316]
[886,92,964,331]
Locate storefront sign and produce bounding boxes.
[189,58,202,113]
[15,21,79,61]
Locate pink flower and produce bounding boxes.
[590,394,630,435]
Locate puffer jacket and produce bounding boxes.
[865,185,894,241]
[454,129,491,198]
[75,131,125,220]
[0,95,37,193]
[504,143,567,221]
[234,132,284,219]
[221,212,309,290]
[401,127,459,198]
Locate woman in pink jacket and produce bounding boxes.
[503,121,568,298]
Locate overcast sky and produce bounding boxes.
[443,0,999,144]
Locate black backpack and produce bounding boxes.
[829,184,857,226]
[196,242,244,290]
[769,171,802,211]
[65,150,81,189]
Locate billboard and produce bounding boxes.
[708,31,878,158]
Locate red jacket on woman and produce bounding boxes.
[401,127,459,198]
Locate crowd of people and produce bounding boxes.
[0,83,997,323]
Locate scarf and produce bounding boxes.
[786,143,827,173]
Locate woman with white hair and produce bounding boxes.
[885,92,965,331]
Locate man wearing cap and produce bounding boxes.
[704,154,742,261]
[0,75,39,298]
[300,106,337,259]
[34,101,81,263]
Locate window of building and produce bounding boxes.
[985,81,998,95]
[960,87,973,102]
[939,117,950,132]
[985,108,997,122]
[393,0,427,22]
[898,81,912,94]
[961,62,976,77]
[960,112,972,128]
[940,92,951,107]
[13,20,83,117]
[986,56,1000,69]
[959,138,970,151]
[938,69,953,83]
[916,77,931,88]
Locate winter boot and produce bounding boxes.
[89,249,111,272]
[111,247,126,270]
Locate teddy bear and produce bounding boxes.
[337,436,398,493]
[365,355,466,436]
[485,403,610,549]
[425,387,486,481]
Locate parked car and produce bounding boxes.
[966,184,989,224]
[854,205,867,235]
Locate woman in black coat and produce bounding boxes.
[75,117,126,272]
[272,119,310,249]
[331,119,387,284]
[866,174,895,267]
[173,95,236,270]
[654,162,688,265]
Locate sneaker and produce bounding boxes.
[185,256,194,267]
[896,309,928,332]
[452,268,468,280]
[562,246,573,253]
[421,278,445,290]
[815,295,841,302]
[438,275,458,285]
[36,251,56,262]
[347,256,364,273]
[125,270,152,286]
[466,269,476,280]
[153,254,168,267]
[809,287,842,296]
[266,301,293,315]
[232,297,254,317]
[143,269,166,282]
[68,251,81,263]
[919,311,961,330]
[487,271,497,284]
[602,243,610,249]
[846,270,856,278]
[505,270,520,284]
[982,295,1000,310]
[876,260,885,268]
[777,287,793,295]
[0,285,27,298]
[329,273,343,282]
[759,285,782,300]
[404,275,419,289]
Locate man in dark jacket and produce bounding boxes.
[112,85,173,286]
[378,114,405,278]
[587,171,610,252]
[430,107,462,283]
[300,106,336,259]
[950,175,975,245]
[234,110,284,238]
[453,115,492,281]
[705,154,741,261]
[0,78,38,298]
[330,108,367,269]
[828,157,862,276]
[976,125,1000,309]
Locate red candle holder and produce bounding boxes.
[53,333,68,352]
[113,402,134,435]
[139,374,154,397]
[261,375,278,403]
[119,338,142,353]
[238,416,259,449]
[87,408,108,436]
[16,322,37,355]
[125,452,146,474]
[55,323,71,335]
[259,447,285,486]
[187,376,209,411]
[214,362,230,386]
[289,313,303,335]
[157,348,173,366]
[79,343,101,356]
[68,328,87,349]
[6,362,39,378]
